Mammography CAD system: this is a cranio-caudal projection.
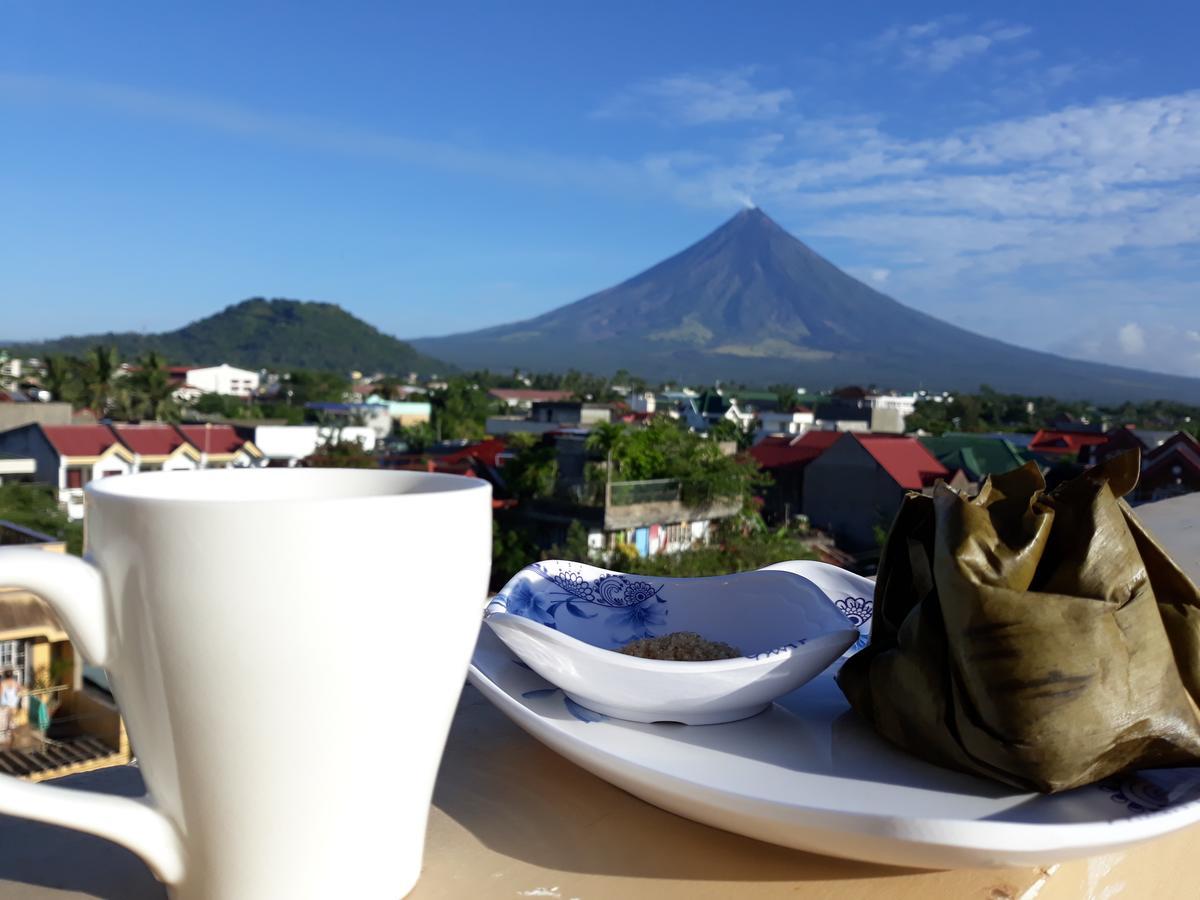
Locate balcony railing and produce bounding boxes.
[0,521,61,548]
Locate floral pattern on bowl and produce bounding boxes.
[497,562,667,644]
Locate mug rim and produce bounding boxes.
[85,467,491,507]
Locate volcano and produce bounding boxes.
[412,208,1199,401]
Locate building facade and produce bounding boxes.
[803,434,950,552]
[0,521,130,780]
[182,364,261,398]
[0,424,264,518]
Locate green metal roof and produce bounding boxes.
[919,433,1030,479]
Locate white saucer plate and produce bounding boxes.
[468,624,1200,869]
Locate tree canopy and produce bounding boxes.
[0,483,82,555]
[589,417,767,508]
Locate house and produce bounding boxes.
[812,395,871,433]
[750,431,844,525]
[384,437,511,507]
[628,392,657,414]
[112,424,202,472]
[303,402,395,440]
[755,407,815,436]
[0,454,35,485]
[0,423,266,516]
[180,364,260,398]
[0,353,21,391]
[0,520,130,779]
[1088,426,1180,466]
[488,388,575,411]
[803,434,951,552]
[530,401,612,426]
[1133,432,1200,503]
[1028,429,1109,457]
[487,401,612,436]
[175,425,265,468]
[0,424,136,519]
[362,397,433,427]
[919,433,1032,482]
[974,431,1036,449]
[727,390,782,419]
[680,390,754,432]
[812,388,916,434]
[510,432,741,558]
[252,425,377,467]
[865,393,918,433]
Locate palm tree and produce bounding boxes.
[40,355,83,406]
[585,422,627,491]
[124,351,180,422]
[81,345,121,416]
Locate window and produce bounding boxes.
[100,470,123,478]
[0,640,27,685]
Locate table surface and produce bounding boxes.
[1,497,1197,899]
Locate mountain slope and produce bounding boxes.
[7,298,450,375]
[413,209,1200,402]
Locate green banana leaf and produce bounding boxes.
[838,449,1200,793]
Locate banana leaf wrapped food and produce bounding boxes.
[837,450,1200,793]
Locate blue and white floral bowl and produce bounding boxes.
[485,559,865,725]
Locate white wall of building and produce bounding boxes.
[866,394,917,433]
[59,453,135,520]
[254,425,377,465]
[186,364,260,398]
[160,453,201,473]
[868,394,918,415]
[756,410,815,436]
[629,392,657,414]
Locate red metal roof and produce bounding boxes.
[113,424,188,456]
[749,430,843,469]
[489,388,575,403]
[1142,440,1200,480]
[854,434,950,490]
[1029,429,1108,455]
[40,425,121,458]
[176,425,246,455]
[1145,431,1200,465]
[439,437,508,468]
[616,411,656,423]
[794,430,845,450]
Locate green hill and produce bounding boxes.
[7,298,451,375]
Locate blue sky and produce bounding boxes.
[3,2,1199,377]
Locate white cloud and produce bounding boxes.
[869,18,1033,73]
[1051,321,1200,378]
[1117,322,1147,355]
[623,81,1200,376]
[595,69,792,124]
[0,72,657,197]
[4,69,1198,377]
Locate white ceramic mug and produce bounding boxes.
[0,468,492,899]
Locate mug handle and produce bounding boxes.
[0,547,186,885]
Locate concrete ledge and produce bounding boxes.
[1134,493,1200,583]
